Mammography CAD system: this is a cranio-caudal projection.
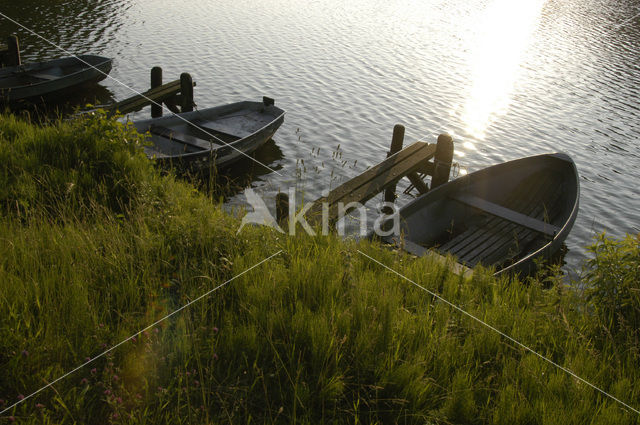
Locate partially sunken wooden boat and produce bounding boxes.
[385,153,579,275]
[134,97,285,170]
[0,55,112,103]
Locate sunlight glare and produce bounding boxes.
[461,0,545,139]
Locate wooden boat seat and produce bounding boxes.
[28,67,64,81]
[194,123,242,143]
[451,193,560,236]
[28,72,60,81]
[149,125,215,151]
[197,116,255,139]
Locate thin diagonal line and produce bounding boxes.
[0,250,282,415]
[0,12,283,176]
[357,249,640,415]
[613,9,640,29]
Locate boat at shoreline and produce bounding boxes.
[0,55,112,103]
[381,153,580,275]
[133,97,285,171]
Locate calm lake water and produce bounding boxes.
[2,0,639,273]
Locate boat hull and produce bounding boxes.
[0,55,112,103]
[134,100,285,171]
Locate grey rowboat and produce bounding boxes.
[382,153,579,275]
[0,55,112,103]
[134,97,285,170]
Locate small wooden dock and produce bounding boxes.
[275,125,454,225]
[107,67,196,116]
[300,126,454,224]
[275,124,469,275]
[306,140,437,222]
[0,35,195,116]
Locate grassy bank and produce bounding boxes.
[0,112,638,424]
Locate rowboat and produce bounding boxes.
[133,97,285,170]
[382,153,579,275]
[0,55,112,103]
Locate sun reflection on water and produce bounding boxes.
[461,0,545,140]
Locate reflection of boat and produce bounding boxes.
[223,138,284,177]
[0,55,112,103]
[198,139,286,200]
[384,153,579,275]
[134,97,285,170]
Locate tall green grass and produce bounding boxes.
[0,112,638,424]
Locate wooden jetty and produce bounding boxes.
[275,124,470,275]
[107,66,196,116]
[305,126,453,223]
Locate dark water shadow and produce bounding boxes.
[178,139,285,200]
[2,83,115,123]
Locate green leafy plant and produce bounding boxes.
[584,233,640,339]
[0,110,151,218]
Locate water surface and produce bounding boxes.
[2,0,639,272]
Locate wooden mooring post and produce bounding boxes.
[180,73,194,112]
[0,35,21,68]
[431,133,454,189]
[383,124,406,207]
[150,66,163,118]
[6,35,21,67]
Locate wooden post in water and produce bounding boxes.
[150,66,163,118]
[7,35,20,67]
[180,73,194,112]
[275,192,289,228]
[431,133,454,189]
[383,124,405,207]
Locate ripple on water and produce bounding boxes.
[5,0,640,271]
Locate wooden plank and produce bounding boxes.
[326,142,433,204]
[456,202,546,265]
[109,79,184,114]
[308,142,436,222]
[390,237,472,278]
[149,125,213,150]
[451,194,559,236]
[416,162,434,175]
[113,81,180,112]
[407,172,429,194]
